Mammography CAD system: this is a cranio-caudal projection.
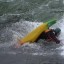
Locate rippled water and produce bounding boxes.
[0,0,64,64]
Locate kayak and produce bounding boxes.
[19,19,56,45]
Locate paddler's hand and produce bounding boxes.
[18,40,25,45]
[56,40,60,44]
[14,40,24,48]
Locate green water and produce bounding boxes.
[0,0,64,24]
[0,0,64,64]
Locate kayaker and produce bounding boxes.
[35,28,61,44]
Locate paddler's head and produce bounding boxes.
[55,28,61,36]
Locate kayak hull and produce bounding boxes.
[19,19,56,44]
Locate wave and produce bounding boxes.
[0,0,64,24]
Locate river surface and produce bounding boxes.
[0,0,64,64]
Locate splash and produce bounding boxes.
[0,18,64,56]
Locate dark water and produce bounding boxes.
[0,0,64,64]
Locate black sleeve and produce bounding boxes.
[35,31,46,42]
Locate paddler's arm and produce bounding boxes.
[50,31,60,44]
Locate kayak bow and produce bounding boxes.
[19,19,56,45]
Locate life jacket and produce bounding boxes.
[45,29,53,40]
[45,29,51,33]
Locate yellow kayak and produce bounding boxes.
[19,19,56,45]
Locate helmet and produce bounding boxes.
[54,28,61,36]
